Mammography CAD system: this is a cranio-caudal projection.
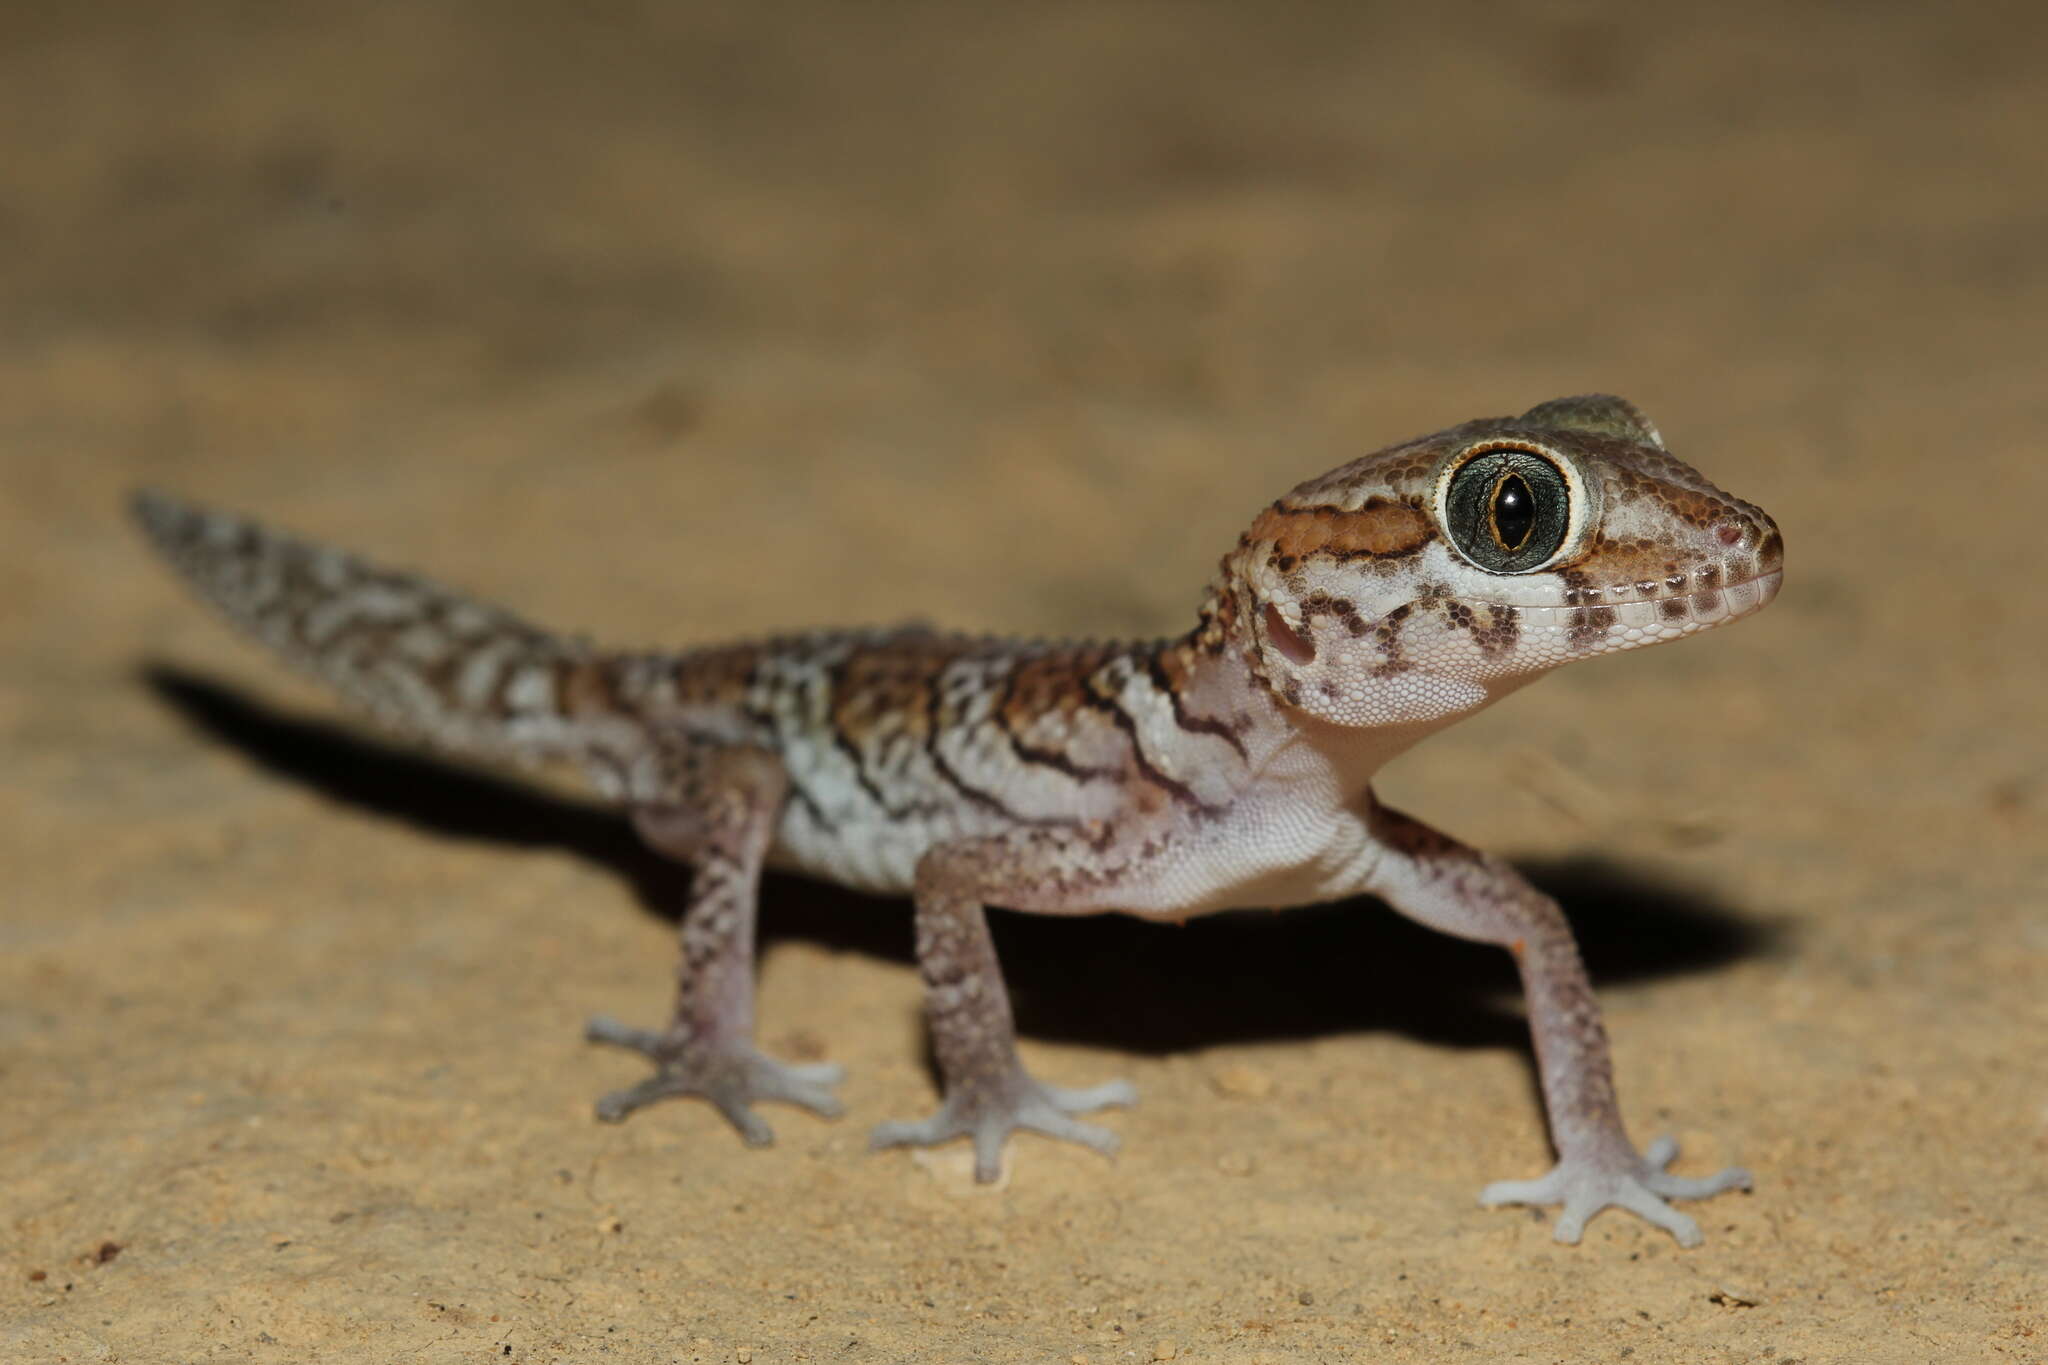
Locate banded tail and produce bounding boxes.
[132,491,606,769]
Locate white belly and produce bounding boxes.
[1109,793,1382,919]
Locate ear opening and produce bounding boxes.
[1262,603,1316,665]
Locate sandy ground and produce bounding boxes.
[4,3,2045,1361]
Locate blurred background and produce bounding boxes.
[4,4,2043,1362]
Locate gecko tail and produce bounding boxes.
[131,490,612,771]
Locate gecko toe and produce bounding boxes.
[1605,1182,1703,1248]
[1647,1165,1752,1200]
[594,1071,698,1124]
[970,1124,1009,1183]
[707,1091,778,1147]
[584,1015,664,1055]
[1551,1204,1588,1246]
[1015,1107,1122,1156]
[1479,1173,1563,1208]
[1639,1135,1751,1197]
[751,1060,849,1119]
[870,1114,954,1150]
[786,1060,850,1086]
[1043,1078,1138,1113]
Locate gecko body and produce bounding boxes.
[135,394,1781,1246]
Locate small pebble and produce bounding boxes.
[1210,1063,1274,1100]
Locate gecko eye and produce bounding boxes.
[1444,447,1571,573]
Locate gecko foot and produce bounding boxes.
[585,1015,847,1146]
[1479,1135,1752,1247]
[870,1064,1137,1183]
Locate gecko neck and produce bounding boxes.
[1154,572,1514,802]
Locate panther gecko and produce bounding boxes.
[133,393,1781,1246]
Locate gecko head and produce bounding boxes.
[1223,394,1783,729]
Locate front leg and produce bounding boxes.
[870,832,1138,1182]
[1364,797,1751,1246]
[585,743,845,1144]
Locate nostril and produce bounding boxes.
[1715,523,1743,547]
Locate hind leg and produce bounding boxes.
[870,831,1139,1182]
[586,743,844,1143]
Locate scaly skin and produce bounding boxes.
[134,394,1781,1245]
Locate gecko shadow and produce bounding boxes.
[145,667,1777,1062]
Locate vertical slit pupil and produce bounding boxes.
[1492,474,1534,550]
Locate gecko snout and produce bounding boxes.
[1711,502,1783,587]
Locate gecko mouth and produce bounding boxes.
[1456,556,1782,617]
[1565,543,1779,601]
[1543,565,1782,642]
[1442,566,1782,657]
